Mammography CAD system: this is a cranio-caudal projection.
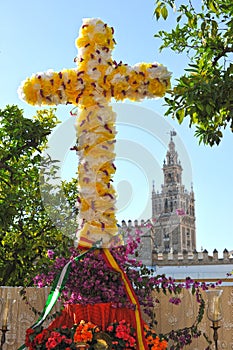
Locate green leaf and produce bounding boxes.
[176,109,185,124]
[161,5,168,20]
[207,0,219,13]
[154,4,162,20]
[211,20,218,37]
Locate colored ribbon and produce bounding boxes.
[17,245,98,350]
[102,248,148,350]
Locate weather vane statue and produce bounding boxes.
[18,18,171,249]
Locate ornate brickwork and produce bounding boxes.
[152,131,196,253]
[119,219,233,268]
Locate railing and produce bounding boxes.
[0,286,232,349]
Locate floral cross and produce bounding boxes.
[18,18,171,248]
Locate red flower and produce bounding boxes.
[107,325,114,332]
[46,339,58,349]
[34,329,49,344]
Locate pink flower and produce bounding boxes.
[47,249,55,259]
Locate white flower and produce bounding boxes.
[148,64,171,80]
[45,69,55,79]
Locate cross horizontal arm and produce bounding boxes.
[18,69,84,106]
[18,61,171,107]
[108,62,171,101]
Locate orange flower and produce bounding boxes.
[144,324,168,350]
[73,320,97,344]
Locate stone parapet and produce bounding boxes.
[152,249,233,266]
[119,220,233,267]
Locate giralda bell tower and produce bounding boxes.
[151,131,196,253]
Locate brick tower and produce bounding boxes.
[151,131,196,252]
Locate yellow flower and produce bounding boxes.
[21,78,40,105]
[148,79,166,96]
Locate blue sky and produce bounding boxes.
[1,0,232,254]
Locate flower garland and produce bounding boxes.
[18,18,171,248]
[28,241,221,349]
[25,325,75,350]
[25,320,168,350]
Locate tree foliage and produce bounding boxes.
[0,105,77,286]
[154,0,233,145]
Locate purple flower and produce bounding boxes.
[169,297,181,305]
[47,249,55,259]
